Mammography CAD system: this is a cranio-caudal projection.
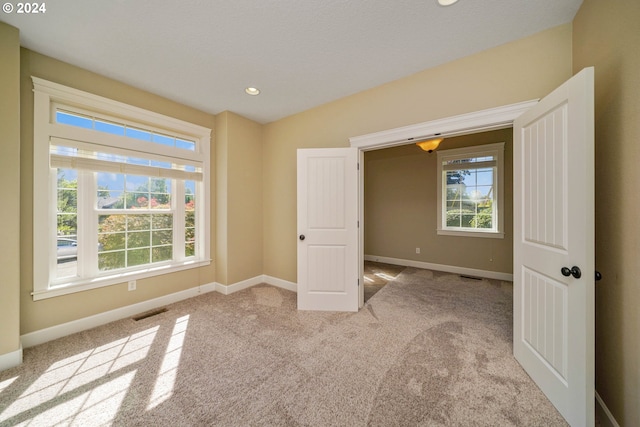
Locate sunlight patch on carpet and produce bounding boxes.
[0,326,158,424]
[0,376,18,393]
[147,314,189,410]
[25,371,136,426]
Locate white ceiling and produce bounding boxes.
[1,0,583,124]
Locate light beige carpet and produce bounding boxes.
[363,261,406,302]
[0,268,567,426]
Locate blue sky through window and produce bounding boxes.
[56,111,196,151]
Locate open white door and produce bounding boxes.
[297,148,359,311]
[513,67,594,426]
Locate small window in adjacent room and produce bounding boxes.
[436,142,504,238]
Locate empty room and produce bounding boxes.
[1,0,638,426]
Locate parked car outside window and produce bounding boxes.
[57,238,77,262]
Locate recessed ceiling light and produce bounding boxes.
[438,0,459,5]
[245,87,260,96]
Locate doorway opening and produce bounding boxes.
[362,128,514,302]
[350,100,537,307]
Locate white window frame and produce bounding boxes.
[32,77,212,300]
[436,142,505,239]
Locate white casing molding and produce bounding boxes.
[596,391,620,427]
[349,100,538,151]
[0,345,23,372]
[365,254,513,282]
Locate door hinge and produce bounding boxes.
[357,278,360,287]
[357,162,360,170]
[357,220,360,228]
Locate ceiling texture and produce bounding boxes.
[2,0,583,124]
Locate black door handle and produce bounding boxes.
[299,235,305,241]
[561,266,582,279]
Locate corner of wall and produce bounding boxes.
[0,21,22,360]
[215,112,229,285]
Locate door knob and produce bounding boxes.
[595,271,602,281]
[561,266,582,279]
[299,234,305,241]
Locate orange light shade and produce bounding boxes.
[416,137,444,153]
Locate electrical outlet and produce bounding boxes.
[128,280,136,291]
[416,247,421,254]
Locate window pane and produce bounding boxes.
[128,215,151,231]
[152,229,172,246]
[56,169,78,279]
[152,133,174,147]
[153,246,173,262]
[461,214,476,228]
[99,251,125,271]
[56,111,92,129]
[125,127,152,141]
[442,157,498,232]
[97,212,172,271]
[55,109,199,156]
[150,178,171,209]
[185,242,195,257]
[127,248,150,266]
[152,214,173,229]
[474,214,493,229]
[95,120,125,136]
[176,139,196,151]
[446,170,469,185]
[476,170,493,185]
[185,180,196,257]
[97,174,172,211]
[128,231,150,248]
[446,211,461,227]
[465,171,478,186]
[98,214,127,253]
[150,160,172,169]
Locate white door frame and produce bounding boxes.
[349,99,539,308]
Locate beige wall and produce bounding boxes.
[216,111,263,285]
[573,1,640,425]
[0,23,21,356]
[263,24,573,283]
[19,50,217,334]
[365,129,513,274]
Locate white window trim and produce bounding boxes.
[436,142,505,239]
[32,77,212,301]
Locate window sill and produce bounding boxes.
[32,258,212,301]
[437,229,505,239]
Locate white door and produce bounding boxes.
[513,67,594,426]
[297,148,359,311]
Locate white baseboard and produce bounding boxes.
[216,275,297,295]
[0,345,23,371]
[215,275,265,295]
[21,282,217,349]
[264,275,297,292]
[20,275,297,350]
[365,255,513,282]
[596,391,620,427]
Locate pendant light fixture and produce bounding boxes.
[416,137,444,153]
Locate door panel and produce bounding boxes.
[514,67,594,426]
[297,148,358,312]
